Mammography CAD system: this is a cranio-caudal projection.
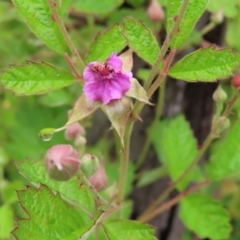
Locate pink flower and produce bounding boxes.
[53,50,152,142]
[83,53,132,105]
[45,144,80,181]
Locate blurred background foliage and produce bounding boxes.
[1,0,240,239]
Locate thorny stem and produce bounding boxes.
[48,0,85,72]
[117,122,133,204]
[138,179,210,222]
[138,92,239,221]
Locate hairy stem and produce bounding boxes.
[48,0,85,72]
[138,179,210,222]
[117,122,133,204]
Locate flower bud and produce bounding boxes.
[211,11,224,24]
[231,74,240,90]
[213,85,227,102]
[80,154,100,178]
[45,144,80,181]
[65,122,85,140]
[215,116,230,135]
[147,0,164,21]
[89,163,108,191]
[74,135,87,147]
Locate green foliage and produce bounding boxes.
[206,123,240,180]
[12,185,88,240]
[74,0,124,15]
[167,0,208,48]
[152,115,201,190]
[226,13,240,51]
[103,220,157,240]
[12,0,67,54]
[0,62,75,95]
[180,194,231,240]
[17,159,95,213]
[169,47,240,81]
[85,24,126,63]
[0,204,14,239]
[207,0,239,18]
[123,18,160,65]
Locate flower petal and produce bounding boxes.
[107,53,123,72]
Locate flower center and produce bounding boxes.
[92,62,114,81]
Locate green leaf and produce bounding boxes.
[169,47,240,81]
[12,0,67,54]
[74,0,123,15]
[207,0,238,18]
[126,0,145,7]
[0,204,14,239]
[18,159,95,213]
[226,15,240,51]
[39,89,73,107]
[123,17,160,65]
[85,24,126,63]
[103,220,157,240]
[0,62,75,95]
[153,115,201,190]
[167,0,208,48]
[206,123,240,180]
[61,210,104,240]
[180,194,231,240]
[12,185,88,240]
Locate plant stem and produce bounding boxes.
[78,172,109,206]
[117,122,133,204]
[133,49,176,117]
[64,53,84,84]
[138,134,213,220]
[143,0,189,92]
[138,91,240,221]
[48,0,85,72]
[138,179,210,222]
[200,22,216,35]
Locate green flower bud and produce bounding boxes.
[80,154,100,178]
[213,85,227,102]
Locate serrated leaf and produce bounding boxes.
[153,115,201,190]
[12,0,67,54]
[206,123,240,180]
[123,17,160,65]
[85,24,126,63]
[74,0,123,15]
[0,204,14,239]
[103,220,157,240]
[18,159,95,213]
[12,185,88,240]
[0,62,75,95]
[62,210,104,240]
[207,0,238,18]
[180,194,231,240]
[167,0,208,48]
[169,47,240,81]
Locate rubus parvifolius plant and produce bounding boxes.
[2,0,240,239]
